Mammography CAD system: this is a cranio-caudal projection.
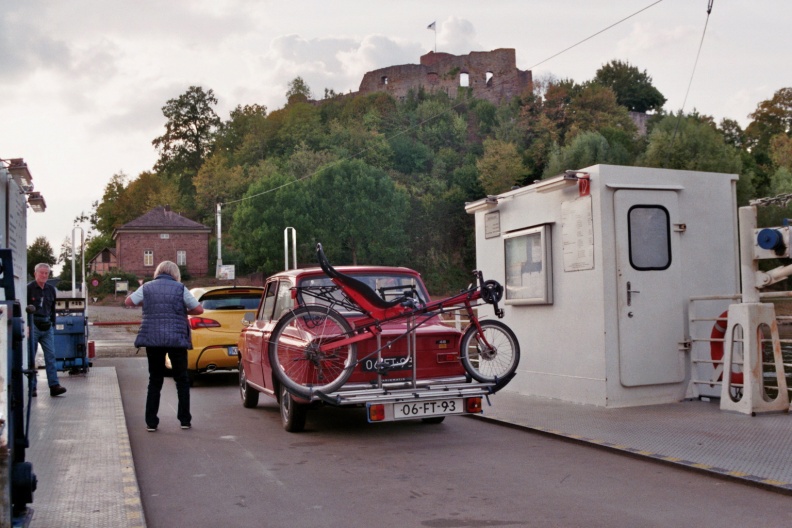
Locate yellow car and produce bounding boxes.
[167,286,264,384]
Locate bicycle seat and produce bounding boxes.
[316,243,409,316]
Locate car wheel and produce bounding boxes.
[239,357,259,408]
[280,384,307,433]
[421,416,445,424]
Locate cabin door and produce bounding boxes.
[614,189,685,386]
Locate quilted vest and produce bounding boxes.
[134,274,192,349]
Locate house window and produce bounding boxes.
[160,233,170,239]
[177,250,187,266]
[144,250,154,267]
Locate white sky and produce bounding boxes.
[2,0,790,267]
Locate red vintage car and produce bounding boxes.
[237,265,494,432]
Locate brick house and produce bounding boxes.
[87,247,117,274]
[113,206,212,278]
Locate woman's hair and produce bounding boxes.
[154,261,181,282]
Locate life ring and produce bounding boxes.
[710,310,744,385]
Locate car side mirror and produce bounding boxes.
[242,312,255,327]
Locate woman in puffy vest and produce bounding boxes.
[125,261,204,431]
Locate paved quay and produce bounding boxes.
[26,367,145,527]
[478,390,792,493]
[23,368,792,527]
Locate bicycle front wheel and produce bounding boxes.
[269,305,357,399]
[460,320,520,383]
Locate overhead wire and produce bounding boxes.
[669,0,715,147]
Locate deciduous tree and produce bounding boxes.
[27,236,56,278]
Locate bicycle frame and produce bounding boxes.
[296,270,500,366]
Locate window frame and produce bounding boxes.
[627,205,672,271]
[503,225,553,305]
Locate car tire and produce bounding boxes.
[280,384,307,433]
[239,357,259,408]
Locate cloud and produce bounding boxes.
[437,17,483,54]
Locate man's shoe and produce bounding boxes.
[181,423,191,430]
[31,389,37,397]
[49,385,67,397]
[146,426,157,432]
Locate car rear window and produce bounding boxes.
[298,273,428,314]
[201,294,262,310]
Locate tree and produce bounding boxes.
[476,139,524,194]
[27,236,56,278]
[286,77,313,103]
[152,86,221,206]
[92,172,132,235]
[593,60,666,113]
[232,159,409,274]
[745,87,792,153]
[543,131,632,178]
[639,114,742,174]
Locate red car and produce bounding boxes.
[238,265,493,432]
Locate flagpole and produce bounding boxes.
[427,21,436,53]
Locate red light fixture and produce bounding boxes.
[189,317,221,330]
[368,404,385,422]
[465,397,482,414]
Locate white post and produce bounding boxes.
[284,227,297,270]
[738,206,760,303]
[71,227,84,298]
[215,202,223,278]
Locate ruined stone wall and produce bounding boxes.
[358,48,532,105]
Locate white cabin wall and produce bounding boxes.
[470,165,740,408]
[473,182,610,405]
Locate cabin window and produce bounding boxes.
[503,225,553,305]
[627,205,671,270]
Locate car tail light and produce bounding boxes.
[190,317,221,329]
[437,352,458,363]
[368,404,385,422]
[465,397,482,414]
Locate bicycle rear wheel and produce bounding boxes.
[269,305,357,399]
[460,320,519,383]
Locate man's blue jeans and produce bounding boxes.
[31,324,60,389]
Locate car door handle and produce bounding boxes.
[626,281,640,306]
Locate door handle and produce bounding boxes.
[627,281,640,306]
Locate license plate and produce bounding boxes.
[227,346,239,356]
[361,355,412,372]
[393,398,464,419]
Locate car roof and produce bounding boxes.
[189,285,265,301]
[267,266,423,282]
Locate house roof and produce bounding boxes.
[87,247,116,264]
[113,206,211,237]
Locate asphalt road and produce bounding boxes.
[99,357,792,528]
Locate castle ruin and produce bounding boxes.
[357,49,532,104]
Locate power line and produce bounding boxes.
[669,0,715,146]
[528,0,664,71]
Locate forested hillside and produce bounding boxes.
[75,61,792,292]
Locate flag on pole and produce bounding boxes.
[427,21,436,30]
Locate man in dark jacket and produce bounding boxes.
[125,261,203,431]
[27,263,67,397]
